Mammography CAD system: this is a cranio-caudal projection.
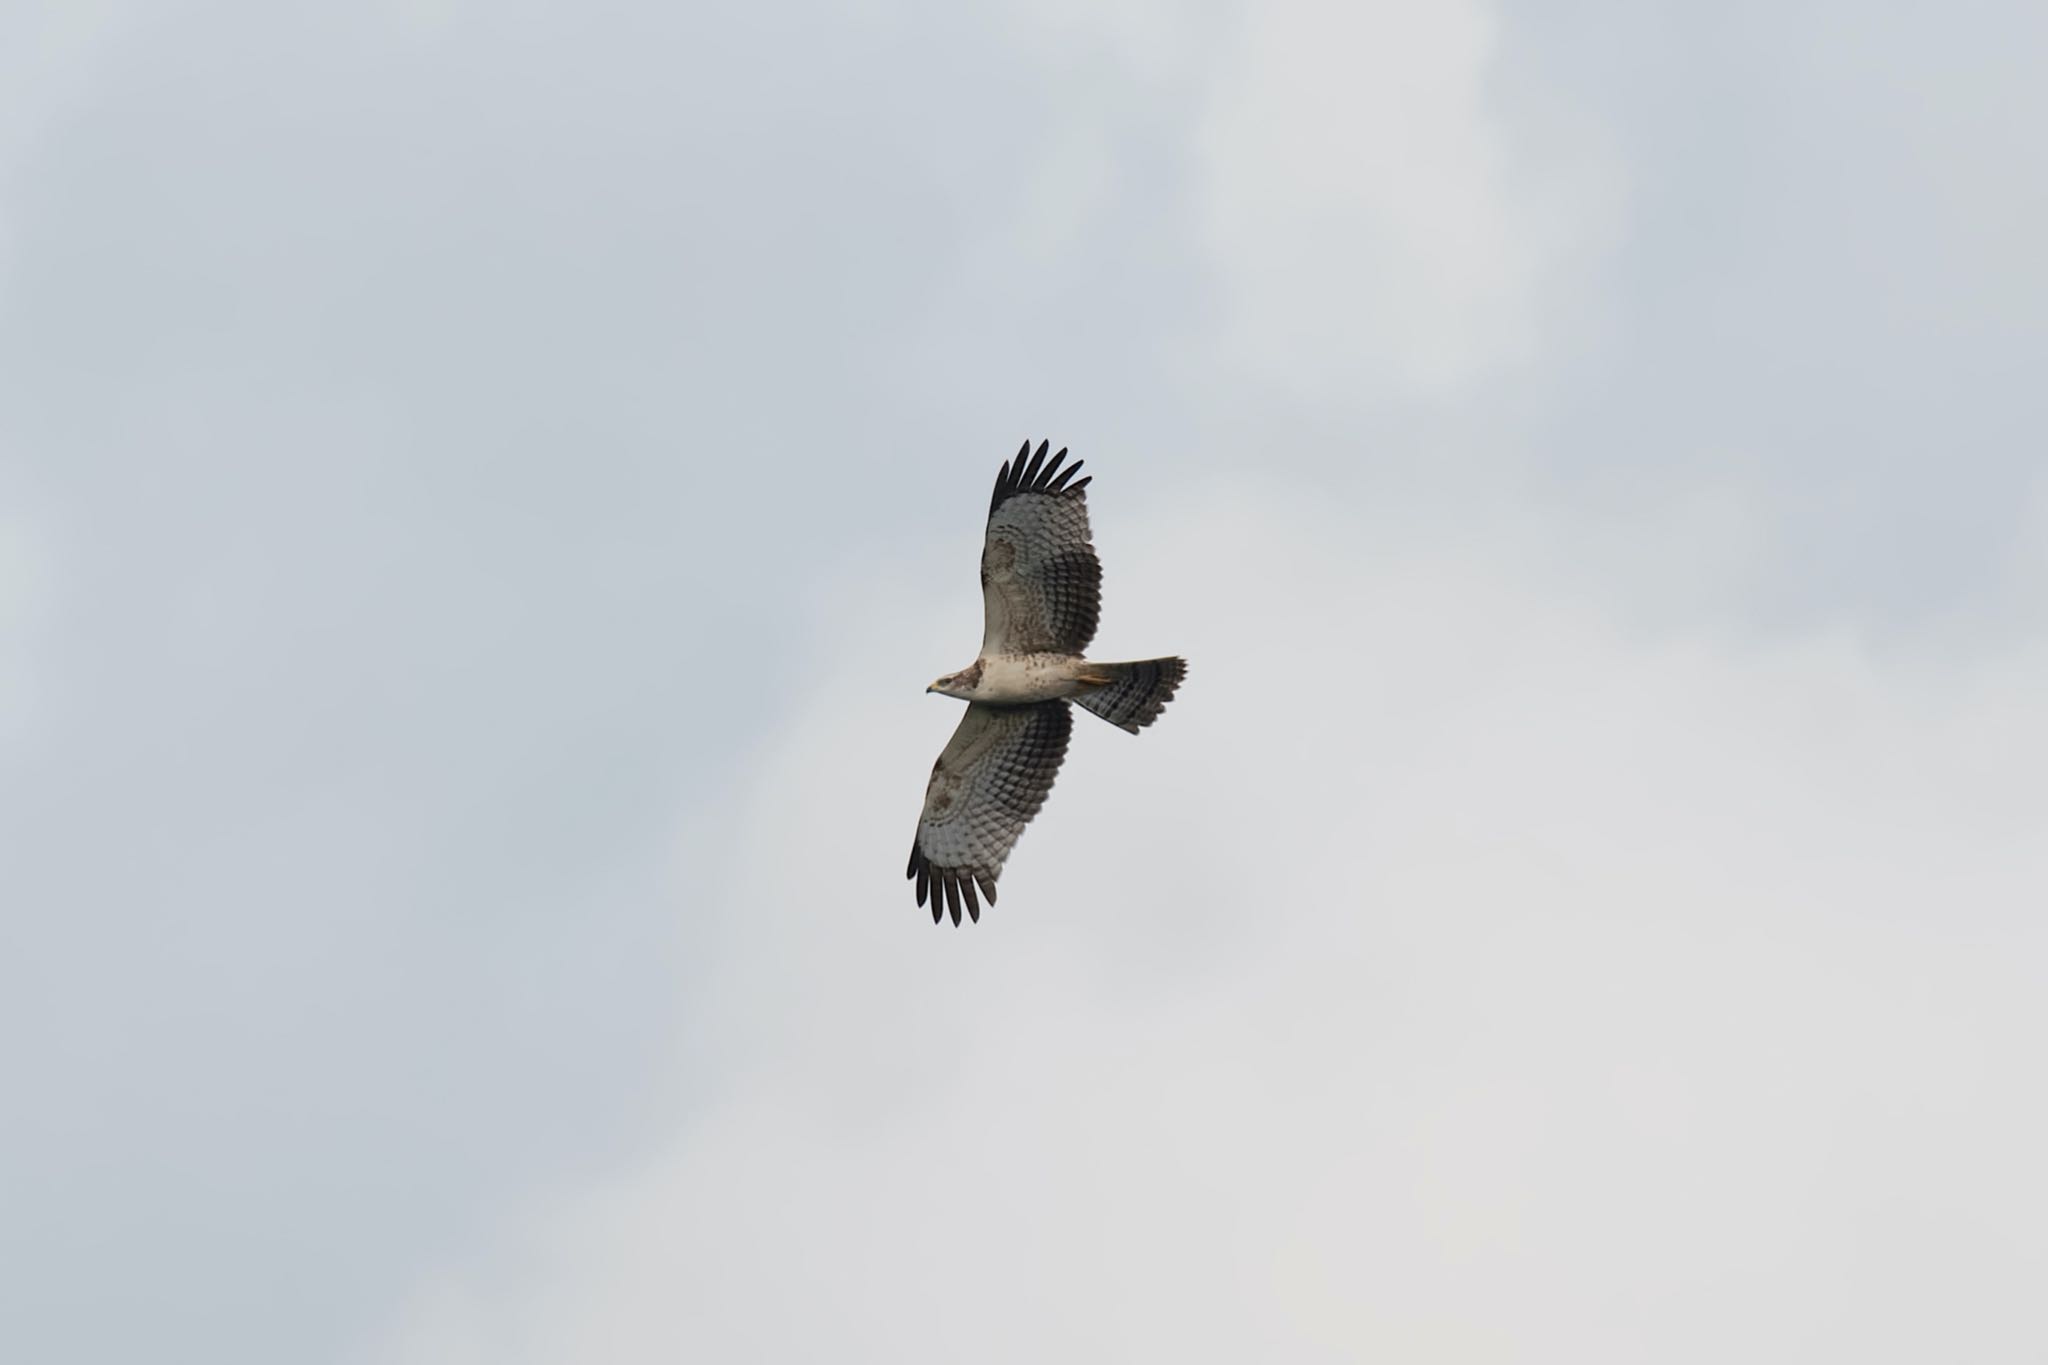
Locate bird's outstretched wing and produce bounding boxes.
[907,700,1073,924]
[980,440,1100,657]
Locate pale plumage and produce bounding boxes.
[909,441,1187,924]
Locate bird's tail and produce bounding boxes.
[1072,657,1187,733]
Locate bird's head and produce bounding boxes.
[927,662,983,699]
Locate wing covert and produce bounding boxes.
[980,440,1100,656]
[906,701,1073,924]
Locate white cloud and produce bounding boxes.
[941,0,1621,406]
[1192,0,1618,397]
[359,478,2048,1363]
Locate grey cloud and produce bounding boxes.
[367,483,2048,1362]
[3,0,2044,1361]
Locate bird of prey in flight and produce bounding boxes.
[908,441,1187,925]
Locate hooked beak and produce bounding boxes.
[925,684,936,693]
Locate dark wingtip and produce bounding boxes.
[991,440,1091,514]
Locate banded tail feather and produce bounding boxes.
[1073,656,1187,734]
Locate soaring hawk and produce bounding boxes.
[908,441,1186,925]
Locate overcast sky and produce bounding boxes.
[3,1,2045,1361]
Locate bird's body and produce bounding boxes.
[908,441,1186,925]
[929,652,1106,706]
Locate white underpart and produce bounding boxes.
[965,653,1095,705]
